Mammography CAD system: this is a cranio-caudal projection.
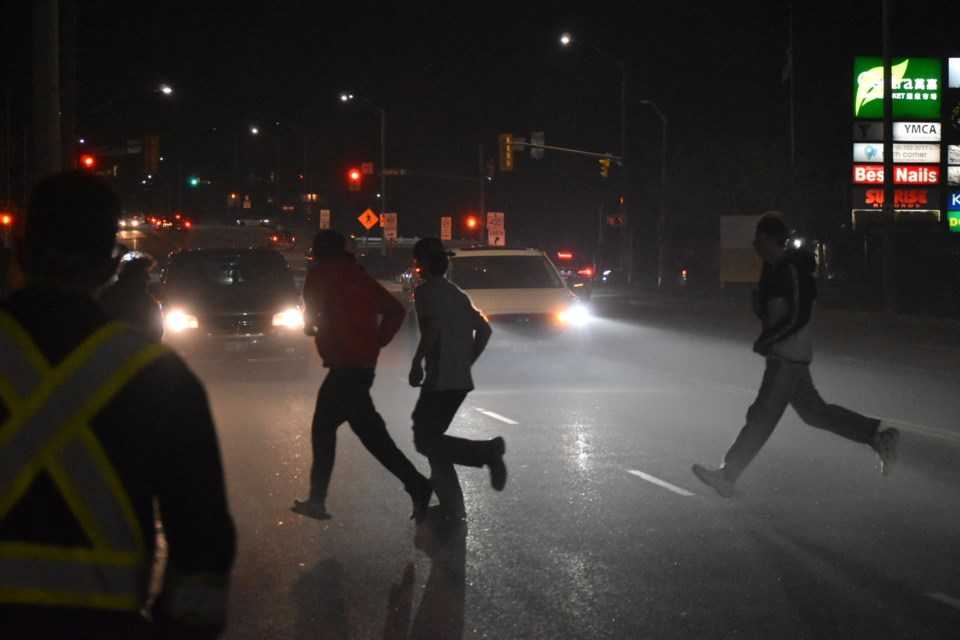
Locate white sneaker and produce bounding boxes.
[692,464,735,498]
[871,427,900,476]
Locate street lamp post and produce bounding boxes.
[560,33,631,283]
[641,100,668,287]
[340,92,387,256]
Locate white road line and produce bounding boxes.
[474,408,519,425]
[926,592,960,611]
[627,470,695,497]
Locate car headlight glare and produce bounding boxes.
[557,304,591,326]
[165,310,199,332]
[273,308,304,329]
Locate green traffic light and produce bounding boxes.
[188,176,200,186]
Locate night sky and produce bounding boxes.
[3,0,959,274]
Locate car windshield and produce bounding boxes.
[167,253,291,294]
[448,255,564,290]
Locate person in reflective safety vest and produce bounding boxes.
[0,172,235,639]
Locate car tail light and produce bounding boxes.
[577,267,594,277]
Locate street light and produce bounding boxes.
[340,92,387,255]
[559,32,631,283]
[641,100,668,288]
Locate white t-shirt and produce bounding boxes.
[414,277,487,391]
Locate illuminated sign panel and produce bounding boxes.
[852,165,940,184]
[854,57,941,119]
[949,145,960,165]
[852,143,940,163]
[852,187,938,209]
[853,122,941,141]
[949,167,960,186]
[950,191,960,209]
[950,211,960,231]
[894,122,941,141]
[950,58,960,88]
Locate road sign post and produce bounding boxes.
[320,209,331,230]
[487,211,505,246]
[440,216,452,241]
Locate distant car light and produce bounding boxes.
[273,308,304,330]
[557,251,573,260]
[165,310,199,332]
[577,267,594,277]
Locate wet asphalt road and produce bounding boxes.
[131,227,960,639]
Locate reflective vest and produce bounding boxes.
[0,311,169,611]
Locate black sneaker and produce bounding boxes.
[407,478,433,522]
[291,498,332,520]
[870,427,900,476]
[691,464,735,498]
[488,437,507,491]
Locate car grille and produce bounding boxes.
[486,313,563,339]
[203,314,272,336]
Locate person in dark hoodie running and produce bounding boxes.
[292,230,432,521]
[692,213,900,497]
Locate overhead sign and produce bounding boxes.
[440,216,452,241]
[852,187,939,209]
[852,143,940,163]
[319,209,331,230]
[486,211,505,246]
[358,208,379,230]
[852,121,941,141]
[852,165,940,185]
[853,57,941,119]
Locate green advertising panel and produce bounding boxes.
[950,211,960,232]
[853,57,941,119]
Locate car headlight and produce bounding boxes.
[557,304,591,326]
[165,309,199,332]
[273,308,304,329]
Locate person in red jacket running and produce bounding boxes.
[292,230,431,521]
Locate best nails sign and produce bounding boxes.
[853,164,940,185]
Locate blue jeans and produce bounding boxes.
[722,358,881,482]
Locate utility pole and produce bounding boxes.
[33,0,62,183]
[881,0,896,315]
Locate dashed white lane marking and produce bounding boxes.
[628,470,695,497]
[926,592,960,611]
[474,408,519,425]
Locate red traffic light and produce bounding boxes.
[348,168,362,191]
[466,216,478,229]
[80,155,96,169]
[1,213,13,227]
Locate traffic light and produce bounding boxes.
[466,216,478,229]
[599,158,611,178]
[187,176,200,187]
[80,155,96,170]
[348,168,362,191]
[499,134,514,171]
[1,213,13,229]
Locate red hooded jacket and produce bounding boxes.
[301,255,405,368]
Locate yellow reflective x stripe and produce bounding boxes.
[0,312,170,607]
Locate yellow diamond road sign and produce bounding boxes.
[358,209,379,230]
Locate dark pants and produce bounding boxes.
[722,358,881,482]
[412,390,489,516]
[309,367,425,502]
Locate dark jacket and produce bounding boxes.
[753,249,817,363]
[301,255,405,368]
[0,287,235,637]
[98,275,164,341]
